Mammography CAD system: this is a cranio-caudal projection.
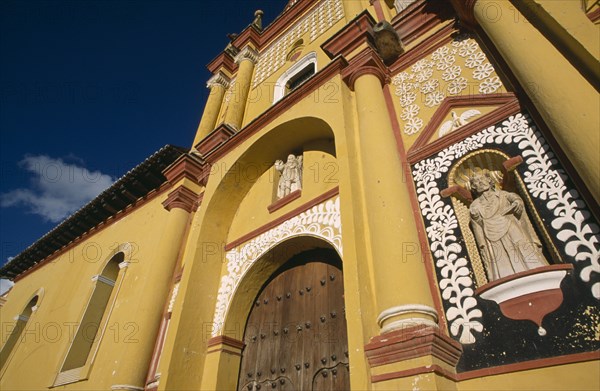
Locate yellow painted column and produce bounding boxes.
[192,72,230,147]
[473,0,600,202]
[110,193,193,390]
[224,46,258,130]
[352,72,438,334]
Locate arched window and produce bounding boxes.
[273,52,317,103]
[0,294,38,376]
[54,251,125,385]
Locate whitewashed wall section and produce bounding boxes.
[211,196,342,336]
[252,0,344,88]
[412,113,600,344]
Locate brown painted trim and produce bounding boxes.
[365,325,462,368]
[14,183,173,282]
[267,190,302,213]
[587,7,600,23]
[207,52,237,74]
[391,0,455,46]
[372,351,600,383]
[225,186,339,251]
[162,154,206,185]
[475,264,574,295]
[203,58,348,164]
[252,0,317,50]
[322,11,376,60]
[342,47,390,91]
[370,0,385,22]
[388,22,456,74]
[372,364,457,383]
[229,25,261,53]
[449,0,479,30]
[206,335,245,350]
[162,186,201,213]
[407,94,521,163]
[195,123,237,157]
[382,84,449,334]
[206,347,243,357]
[458,351,600,381]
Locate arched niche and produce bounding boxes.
[446,149,561,287]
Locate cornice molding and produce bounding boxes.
[234,46,259,65]
[162,154,206,185]
[194,123,237,158]
[206,71,231,89]
[322,11,377,59]
[342,47,390,91]
[391,0,455,45]
[364,324,462,368]
[449,0,479,29]
[162,186,200,213]
[206,52,237,74]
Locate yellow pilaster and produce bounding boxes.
[224,46,258,130]
[110,200,191,389]
[473,0,600,202]
[192,72,230,147]
[351,70,437,334]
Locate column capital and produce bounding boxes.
[342,47,390,91]
[162,185,200,213]
[449,0,479,29]
[162,154,206,186]
[206,71,231,90]
[234,46,259,65]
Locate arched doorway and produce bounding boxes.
[237,249,349,390]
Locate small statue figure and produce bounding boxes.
[275,154,303,199]
[438,110,481,138]
[469,171,548,281]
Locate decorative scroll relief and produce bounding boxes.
[252,0,344,88]
[211,196,342,336]
[413,113,600,344]
[392,35,503,135]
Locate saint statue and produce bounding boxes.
[275,154,303,199]
[469,172,548,281]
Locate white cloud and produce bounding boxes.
[0,155,114,223]
[0,279,14,295]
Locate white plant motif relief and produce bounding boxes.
[211,196,343,336]
[392,36,503,136]
[413,112,600,343]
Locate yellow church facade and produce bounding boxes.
[1,1,599,390]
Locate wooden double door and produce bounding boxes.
[238,256,349,390]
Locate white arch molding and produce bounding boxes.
[273,51,318,103]
[211,195,342,336]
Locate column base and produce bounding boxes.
[377,304,439,334]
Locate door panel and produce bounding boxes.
[238,259,349,391]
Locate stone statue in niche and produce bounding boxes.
[469,171,548,281]
[275,154,303,199]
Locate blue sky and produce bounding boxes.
[0,0,288,269]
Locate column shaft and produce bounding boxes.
[353,73,437,333]
[474,0,600,202]
[224,50,256,130]
[193,84,226,147]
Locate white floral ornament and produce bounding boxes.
[431,46,450,61]
[415,68,433,82]
[479,76,502,94]
[442,65,461,81]
[436,55,456,71]
[211,196,343,336]
[400,104,420,120]
[425,91,445,107]
[448,77,468,95]
[421,79,440,94]
[458,41,478,57]
[399,91,417,107]
[473,63,494,80]
[465,52,486,68]
[404,117,424,135]
[412,112,600,344]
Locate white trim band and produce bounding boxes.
[91,275,116,286]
